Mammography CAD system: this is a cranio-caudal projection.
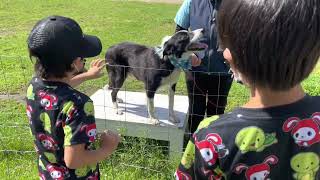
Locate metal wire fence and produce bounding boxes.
[0,55,248,179]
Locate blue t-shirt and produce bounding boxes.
[174,0,192,29]
[175,0,207,63]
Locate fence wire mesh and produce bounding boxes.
[0,55,248,179]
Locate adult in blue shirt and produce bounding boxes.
[174,0,232,134]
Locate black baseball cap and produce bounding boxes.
[27,15,102,62]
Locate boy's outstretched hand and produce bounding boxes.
[100,130,121,156]
[85,59,106,80]
[70,59,106,87]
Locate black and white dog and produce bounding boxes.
[105,29,207,125]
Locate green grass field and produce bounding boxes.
[0,0,319,179]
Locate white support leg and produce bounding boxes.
[169,129,184,160]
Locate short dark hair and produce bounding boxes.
[29,49,74,79]
[218,0,320,90]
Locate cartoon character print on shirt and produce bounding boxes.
[44,152,57,164]
[195,116,219,133]
[56,101,78,127]
[180,116,219,170]
[175,169,192,180]
[26,105,33,124]
[63,123,97,146]
[64,106,77,125]
[201,167,226,180]
[63,125,73,146]
[37,133,58,151]
[27,84,35,100]
[39,172,46,180]
[72,92,84,103]
[38,90,58,110]
[181,141,195,169]
[290,152,319,180]
[84,101,95,116]
[194,133,229,166]
[283,112,320,147]
[234,155,279,180]
[235,126,277,154]
[81,123,97,142]
[46,164,69,180]
[39,158,46,170]
[40,112,52,133]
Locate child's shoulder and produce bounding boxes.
[29,77,92,107]
[193,112,240,146]
[194,95,320,147]
[196,95,320,131]
[309,95,320,104]
[281,94,320,117]
[196,110,240,132]
[59,88,92,109]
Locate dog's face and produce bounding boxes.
[162,29,208,59]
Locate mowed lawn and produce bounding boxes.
[0,0,319,179]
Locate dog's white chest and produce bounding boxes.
[160,69,181,87]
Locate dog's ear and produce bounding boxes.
[163,41,174,58]
[164,40,188,59]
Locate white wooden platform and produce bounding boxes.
[90,89,189,158]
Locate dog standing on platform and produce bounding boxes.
[105,29,207,125]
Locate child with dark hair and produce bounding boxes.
[175,0,320,179]
[26,15,120,179]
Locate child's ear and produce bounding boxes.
[223,48,233,65]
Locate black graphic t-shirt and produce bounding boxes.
[176,95,320,180]
[26,77,99,180]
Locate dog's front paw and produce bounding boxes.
[113,102,123,115]
[117,98,124,103]
[150,117,160,125]
[103,84,111,90]
[116,109,123,115]
[169,114,180,124]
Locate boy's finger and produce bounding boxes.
[97,59,105,67]
[92,59,104,67]
[92,59,98,66]
[90,60,95,67]
[98,63,107,70]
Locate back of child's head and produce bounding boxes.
[27,15,102,79]
[218,0,320,91]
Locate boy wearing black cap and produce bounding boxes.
[26,15,120,179]
[175,0,320,179]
